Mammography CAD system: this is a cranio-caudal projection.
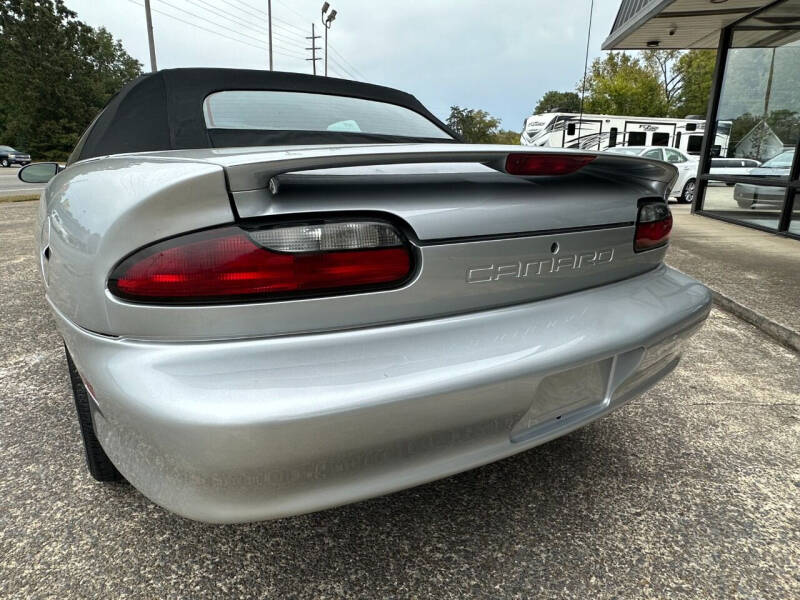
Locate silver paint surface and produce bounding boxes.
[53,266,711,522]
[33,143,709,523]
[38,145,672,339]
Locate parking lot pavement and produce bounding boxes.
[1,199,798,599]
[0,167,45,197]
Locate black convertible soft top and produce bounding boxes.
[69,68,459,163]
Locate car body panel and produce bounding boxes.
[709,157,761,178]
[732,150,794,208]
[54,264,711,523]
[605,145,698,198]
[34,69,709,522]
[37,157,233,330]
[39,145,674,340]
[733,182,789,208]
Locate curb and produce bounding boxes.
[670,265,800,354]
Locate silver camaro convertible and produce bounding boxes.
[22,69,711,523]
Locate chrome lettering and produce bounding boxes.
[466,248,615,284]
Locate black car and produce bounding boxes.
[0,145,31,167]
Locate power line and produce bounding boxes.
[187,0,303,49]
[218,0,305,35]
[327,43,367,80]
[274,0,306,22]
[327,55,357,80]
[225,0,267,18]
[127,0,305,60]
[217,0,306,43]
[187,0,272,39]
[154,0,270,45]
[271,28,304,45]
[273,14,308,35]
[327,52,359,80]
[127,0,264,50]
[163,0,365,80]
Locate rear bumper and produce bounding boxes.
[734,183,785,208]
[54,265,711,523]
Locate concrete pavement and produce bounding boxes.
[0,166,45,198]
[1,200,798,599]
[668,204,800,350]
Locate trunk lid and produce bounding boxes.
[101,146,675,340]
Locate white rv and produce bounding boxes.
[520,112,731,157]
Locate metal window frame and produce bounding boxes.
[693,0,800,240]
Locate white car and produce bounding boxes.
[605,146,699,203]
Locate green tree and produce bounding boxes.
[533,91,581,114]
[580,52,666,117]
[447,106,517,144]
[0,0,142,160]
[672,50,716,117]
[492,129,521,145]
[642,49,683,115]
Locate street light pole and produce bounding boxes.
[321,3,336,77]
[144,0,158,72]
[267,0,273,71]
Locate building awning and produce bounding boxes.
[602,0,772,49]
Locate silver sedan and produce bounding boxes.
[22,69,711,523]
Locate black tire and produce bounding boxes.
[1,158,9,168]
[64,346,124,482]
[680,178,696,204]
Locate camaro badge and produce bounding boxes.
[466,248,615,283]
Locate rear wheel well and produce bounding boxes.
[64,345,125,483]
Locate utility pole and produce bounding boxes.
[306,23,321,75]
[267,0,273,70]
[321,3,337,77]
[144,0,158,72]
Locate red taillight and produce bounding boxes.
[109,221,413,303]
[505,153,595,176]
[634,203,672,252]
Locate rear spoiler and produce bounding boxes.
[212,144,678,192]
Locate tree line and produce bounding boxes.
[0,2,728,154]
[0,0,142,161]
[448,49,717,144]
[534,50,717,118]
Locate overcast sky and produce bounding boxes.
[64,0,619,130]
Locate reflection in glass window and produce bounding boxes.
[789,193,800,236]
[203,90,453,139]
[717,43,800,166]
[702,180,785,231]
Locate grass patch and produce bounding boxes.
[0,194,39,203]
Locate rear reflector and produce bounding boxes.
[505,153,595,176]
[108,221,413,303]
[634,203,672,252]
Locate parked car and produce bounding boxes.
[604,145,698,203]
[21,69,711,523]
[0,145,31,167]
[710,157,761,181]
[734,149,795,209]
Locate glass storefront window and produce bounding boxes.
[703,180,785,230]
[788,192,800,235]
[698,0,800,235]
[716,45,799,166]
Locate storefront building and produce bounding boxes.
[604,0,800,239]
